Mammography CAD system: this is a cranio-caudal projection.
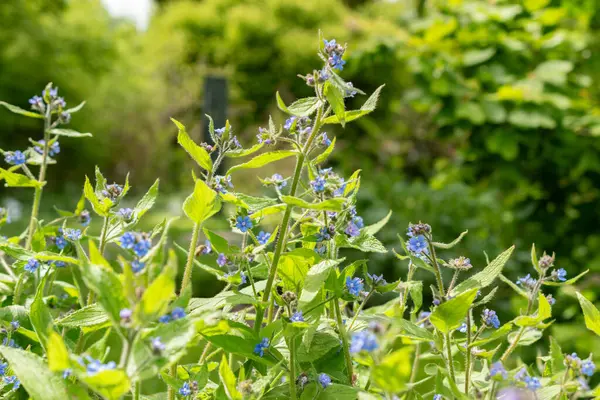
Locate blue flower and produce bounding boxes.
[200,240,212,255]
[117,208,134,220]
[79,210,91,226]
[329,53,346,70]
[64,228,82,241]
[236,216,253,233]
[2,338,18,348]
[253,337,270,357]
[120,232,136,249]
[151,336,166,353]
[231,136,242,149]
[284,117,296,131]
[240,272,247,284]
[367,273,386,286]
[345,82,357,98]
[0,362,7,376]
[24,258,40,273]
[554,268,567,282]
[257,231,271,245]
[324,39,337,51]
[433,395,442,400]
[316,227,331,242]
[345,222,360,237]
[217,253,227,267]
[3,375,19,389]
[133,239,152,258]
[10,320,19,330]
[82,356,116,375]
[171,307,186,320]
[482,309,500,329]
[319,132,332,146]
[516,274,537,289]
[346,277,364,296]
[270,173,287,190]
[159,314,171,324]
[319,68,330,82]
[581,359,596,376]
[318,373,332,388]
[54,235,67,250]
[5,151,26,165]
[352,216,364,229]
[349,330,379,353]
[101,183,123,201]
[315,245,327,255]
[120,308,132,321]
[546,294,555,306]
[407,235,428,254]
[131,260,145,273]
[29,95,43,106]
[457,323,467,333]
[524,376,541,391]
[34,140,60,157]
[490,361,508,380]
[48,87,59,98]
[290,311,304,322]
[179,382,192,396]
[62,369,72,379]
[310,176,326,193]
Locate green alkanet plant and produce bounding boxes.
[0,37,598,400]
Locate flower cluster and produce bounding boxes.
[159,307,186,324]
[323,39,346,71]
[119,231,152,273]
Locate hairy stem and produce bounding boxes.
[86,215,109,305]
[332,298,354,383]
[254,105,324,333]
[348,290,373,330]
[445,332,455,382]
[181,222,201,293]
[426,237,445,297]
[464,312,472,394]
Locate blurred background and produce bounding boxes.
[1,0,600,357]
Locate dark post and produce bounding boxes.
[203,76,228,146]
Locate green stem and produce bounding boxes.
[86,216,109,305]
[255,105,324,333]
[167,363,177,400]
[348,290,373,330]
[332,298,354,383]
[400,264,416,316]
[133,381,141,400]
[287,304,298,400]
[181,222,201,293]
[426,237,445,297]
[445,332,455,382]
[464,312,472,394]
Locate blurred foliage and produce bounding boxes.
[1,0,600,353]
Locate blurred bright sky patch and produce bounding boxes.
[101,0,152,29]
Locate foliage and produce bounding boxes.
[0,36,597,400]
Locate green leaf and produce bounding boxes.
[297,331,341,363]
[514,293,551,327]
[313,137,336,165]
[534,60,573,85]
[508,328,542,347]
[281,196,345,212]
[134,179,160,221]
[202,334,279,365]
[227,143,264,158]
[0,101,44,118]
[531,244,540,274]
[0,346,69,399]
[462,48,495,66]
[172,118,213,172]
[432,230,468,249]
[127,318,197,380]
[0,168,42,188]
[396,319,435,341]
[78,369,130,400]
[29,277,56,351]
[456,102,485,125]
[371,347,413,392]
[136,251,176,323]
[549,336,564,373]
[47,332,70,372]
[508,110,556,129]
[276,93,322,117]
[364,210,392,236]
[324,82,346,127]
[64,101,86,114]
[84,176,110,216]
[499,274,528,298]
[79,262,129,327]
[450,246,514,296]
[576,292,600,336]
[226,150,296,175]
[336,232,387,253]
[471,323,513,347]
[55,303,110,333]
[430,288,479,333]
[219,355,242,400]
[183,179,221,224]
[543,269,589,286]
[298,260,341,308]
[47,128,92,138]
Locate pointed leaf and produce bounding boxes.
[183,179,221,224]
[173,118,213,172]
[226,150,296,175]
[430,288,479,333]
[450,246,514,296]
[0,101,44,118]
[281,196,345,212]
[576,292,600,336]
